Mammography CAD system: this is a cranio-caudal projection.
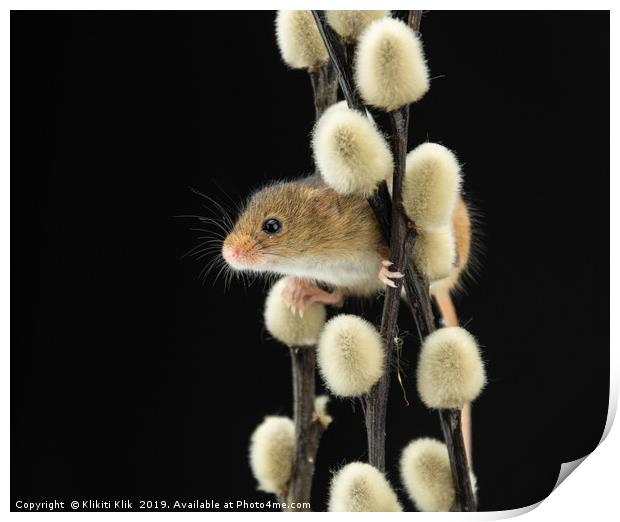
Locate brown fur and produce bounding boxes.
[224,176,473,295]
[223,176,385,267]
[452,196,471,272]
[430,195,473,296]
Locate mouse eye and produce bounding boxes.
[262,218,282,234]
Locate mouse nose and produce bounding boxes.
[222,244,241,262]
[222,234,263,268]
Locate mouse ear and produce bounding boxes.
[308,187,342,217]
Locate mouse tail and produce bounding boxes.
[427,194,482,469]
[429,192,484,298]
[432,288,474,468]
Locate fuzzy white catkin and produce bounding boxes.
[329,462,402,512]
[314,395,333,427]
[317,314,384,397]
[320,99,348,118]
[413,226,456,281]
[403,142,461,229]
[275,10,328,69]
[400,438,455,511]
[312,106,393,196]
[326,10,389,40]
[249,416,295,495]
[355,17,429,110]
[417,327,486,409]
[264,278,326,347]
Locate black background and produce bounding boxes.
[11,10,610,512]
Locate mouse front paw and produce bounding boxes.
[281,277,343,315]
[378,259,405,289]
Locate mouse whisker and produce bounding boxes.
[226,267,238,292]
[194,248,224,261]
[191,187,236,228]
[190,218,230,237]
[190,187,226,211]
[174,214,214,223]
[189,226,224,234]
[191,247,224,258]
[198,255,219,277]
[177,209,232,237]
[209,259,231,287]
[182,238,223,259]
[243,240,264,257]
[210,180,242,225]
[200,256,226,285]
[193,242,224,253]
[263,252,295,263]
[196,215,231,229]
[210,179,239,207]
[194,236,225,243]
[191,240,224,252]
[263,252,291,259]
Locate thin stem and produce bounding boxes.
[280,58,337,514]
[402,236,476,510]
[402,262,434,341]
[403,10,476,510]
[311,11,365,113]
[311,10,392,240]
[311,8,414,474]
[365,105,413,471]
[285,345,325,511]
[368,183,393,241]
[439,409,477,512]
[408,10,423,32]
[311,11,477,509]
[308,61,338,120]
[434,290,473,465]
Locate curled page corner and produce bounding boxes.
[473,501,541,520]
[550,370,617,496]
[479,372,616,519]
[553,457,587,490]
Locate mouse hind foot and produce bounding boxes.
[378,259,405,288]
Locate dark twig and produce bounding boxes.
[409,10,423,32]
[311,9,417,473]
[312,9,400,472]
[403,267,476,510]
[312,9,477,510]
[396,11,476,511]
[403,271,477,510]
[365,105,414,471]
[281,61,338,512]
[311,11,365,112]
[402,261,434,342]
[308,62,338,120]
[439,409,477,511]
[285,345,326,511]
[311,10,392,240]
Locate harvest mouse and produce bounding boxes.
[221,175,471,312]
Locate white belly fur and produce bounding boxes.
[274,255,382,295]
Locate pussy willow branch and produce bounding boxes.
[435,290,473,466]
[281,63,338,512]
[312,10,477,511]
[311,10,392,238]
[366,105,415,471]
[312,9,415,472]
[427,290,476,510]
[311,11,365,113]
[284,345,326,511]
[308,61,338,120]
[395,11,476,510]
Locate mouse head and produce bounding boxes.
[222,180,343,273]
